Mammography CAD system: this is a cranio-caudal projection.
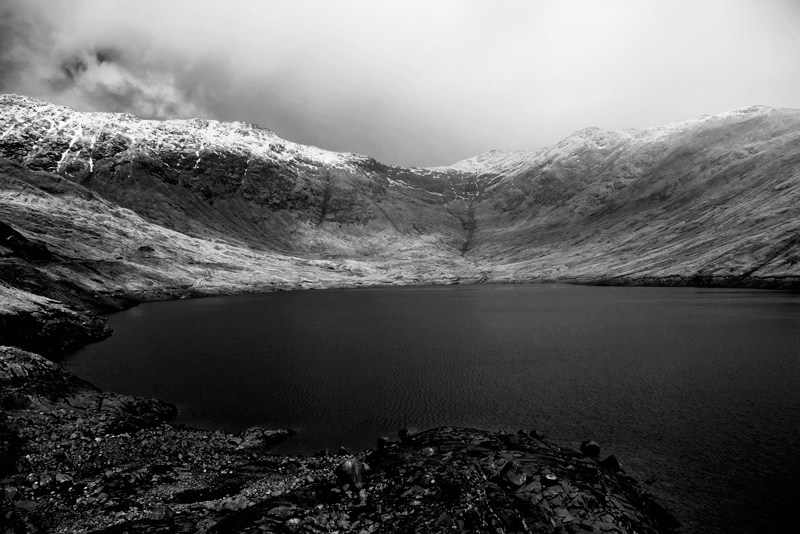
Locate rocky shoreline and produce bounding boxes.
[0,272,788,532]
[1,345,679,534]
[0,281,684,534]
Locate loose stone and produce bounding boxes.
[581,440,601,458]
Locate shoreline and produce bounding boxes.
[70,272,800,318]
[0,343,680,533]
[4,275,798,532]
[0,278,691,533]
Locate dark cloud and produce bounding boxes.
[46,46,216,119]
[94,48,118,64]
[59,56,89,82]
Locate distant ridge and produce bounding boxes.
[0,94,799,316]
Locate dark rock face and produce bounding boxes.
[0,219,52,261]
[0,290,111,356]
[0,346,174,425]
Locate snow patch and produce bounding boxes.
[0,124,15,140]
[56,150,70,172]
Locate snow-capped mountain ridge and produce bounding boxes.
[1,93,799,309]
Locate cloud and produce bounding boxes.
[48,47,212,119]
[2,0,800,166]
[0,0,47,92]
[0,0,217,120]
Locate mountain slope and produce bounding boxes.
[0,157,480,321]
[464,106,800,283]
[1,94,799,320]
[0,94,479,260]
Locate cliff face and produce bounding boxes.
[1,94,799,320]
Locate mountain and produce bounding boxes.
[1,94,799,326]
[460,109,800,282]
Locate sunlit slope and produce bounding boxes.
[0,94,477,263]
[463,106,800,282]
[0,158,481,313]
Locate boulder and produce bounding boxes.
[581,440,601,458]
[542,473,559,486]
[335,458,368,488]
[600,455,623,472]
[398,426,419,443]
[500,460,527,486]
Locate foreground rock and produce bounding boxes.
[0,346,678,533]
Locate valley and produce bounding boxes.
[1,94,799,534]
[1,95,799,327]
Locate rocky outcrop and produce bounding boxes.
[0,219,52,261]
[0,346,677,534]
[0,346,175,429]
[0,285,111,355]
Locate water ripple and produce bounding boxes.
[61,285,800,534]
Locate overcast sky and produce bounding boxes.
[2,0,799,167]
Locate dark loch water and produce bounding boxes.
[62,285,800,534]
